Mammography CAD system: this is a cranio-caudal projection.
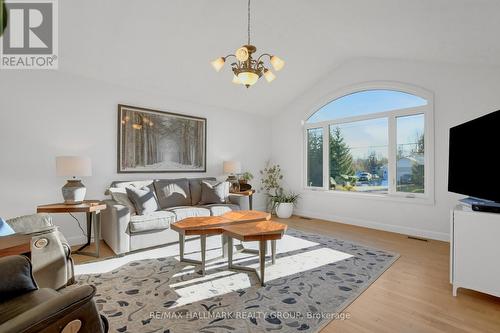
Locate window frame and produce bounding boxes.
[302,82,434,204]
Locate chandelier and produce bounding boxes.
[211,0,285,88]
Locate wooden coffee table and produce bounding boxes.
[223,220,287,286]
[170,210,271,275]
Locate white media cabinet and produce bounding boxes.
[450,205,500,297]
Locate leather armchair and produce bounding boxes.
[6,214,74,290]
[0,255,108,333]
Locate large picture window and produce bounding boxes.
[304,88,432,200]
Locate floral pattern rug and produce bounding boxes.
[76,229,399,333]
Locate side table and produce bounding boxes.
[37,201,106,257]
[231,189,256,210]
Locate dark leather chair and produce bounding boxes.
[0,256,108,333]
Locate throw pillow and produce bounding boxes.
[126,185,159,215]
[108,187,137,215]
[199,180,230,205]
[0,217,15,236]
[154,179,191,209]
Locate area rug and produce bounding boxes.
[76,229,399,333]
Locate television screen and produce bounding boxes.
[448,110,500,202]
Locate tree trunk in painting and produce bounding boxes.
[120,107,205,171]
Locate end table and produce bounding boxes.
[231,189,256,210]
[37,201,106,257]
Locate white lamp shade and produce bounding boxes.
[56,156,92,177]
[264,69,276,83]
[270,55,285,71]
[211,57,225,72]
[223,160,241,174]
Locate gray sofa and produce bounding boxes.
[101,177,250,255]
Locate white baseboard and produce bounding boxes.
[294,209,450,242]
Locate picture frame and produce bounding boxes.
[117,104,207,173]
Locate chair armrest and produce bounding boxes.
[100,200,131,255]
[6,214,53,234]
[0,256,37,301]
[0,285,105,333]
[228,194,250,210]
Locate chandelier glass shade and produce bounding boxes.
[211,0,284,88]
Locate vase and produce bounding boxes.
[276,202,294,218]
[61,180,86,204]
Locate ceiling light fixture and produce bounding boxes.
[211,0,285,88]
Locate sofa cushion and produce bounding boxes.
[200,180,230,205]
[202,204,240,216]
[109,180,154,190]
[129,211,176,233]
[154,179,191,209]
[166,206,211,220]
[108,187,137,215]
[188,177,216,205]
[126,185,159,215]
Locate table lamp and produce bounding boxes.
[223,160,241,192]
[56,156,92,204]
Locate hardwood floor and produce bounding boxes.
[276,215,500,333]
[73,215,500,333]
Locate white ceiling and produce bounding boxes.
[59,0,500,115]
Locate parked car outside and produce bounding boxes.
[358,172,372,182]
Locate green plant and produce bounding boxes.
[240,171,254,181]
[268,190,300,212]
[259,163,283,195]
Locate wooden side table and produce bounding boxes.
[230,189,256,210]
[223,220,287,286]
[37,201,106,257]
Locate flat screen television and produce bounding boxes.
[448,110,500,203]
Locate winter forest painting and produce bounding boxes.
[118,105,206,173]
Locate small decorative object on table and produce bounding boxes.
[239,171,254,191]
[223,160,241,193]
[56,156,92,204]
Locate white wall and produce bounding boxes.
[0,71,271,245]
[271,58,500,241]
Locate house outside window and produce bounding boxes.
[304,84,433,202]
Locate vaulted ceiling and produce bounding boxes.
[59,0,500,115]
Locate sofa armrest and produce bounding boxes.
[0,285,106,333]
[228,194,250,210]
[0,256,37,301]
[6,214,53,234]
[100,200,131,255]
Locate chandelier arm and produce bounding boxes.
[224,54,236,60]
[256,53,272,64]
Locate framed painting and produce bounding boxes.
[117,104,206,173]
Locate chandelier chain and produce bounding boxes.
[247,0,251,45]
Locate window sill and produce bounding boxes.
[303,187,435,205]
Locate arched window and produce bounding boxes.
[305,87,432,200]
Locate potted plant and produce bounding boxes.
[269,190,300,218]
[260,163,299,217]
[239,171,254,185]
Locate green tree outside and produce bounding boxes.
[329,127,354,185]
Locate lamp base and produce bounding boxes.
[62,180,86,205]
